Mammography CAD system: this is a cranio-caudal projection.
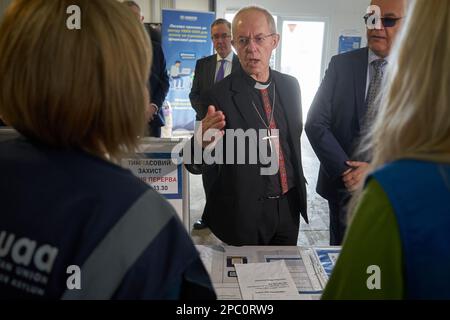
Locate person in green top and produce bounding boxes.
[323,0,450,299]
[322,180,404,299]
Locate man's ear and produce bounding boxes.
[272,34,280,49]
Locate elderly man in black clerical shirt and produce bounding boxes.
[185,6,308,246]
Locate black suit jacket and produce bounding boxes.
[189,53,240,120]
[305,47,369,201]
[148,41,170,132]
[186,68,308,245]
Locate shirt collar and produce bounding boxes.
[368,48,390,65]
[241,68,273,89]
[217,51,234,63]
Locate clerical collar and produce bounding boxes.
[254,81,270,90]
[242,68,273,90]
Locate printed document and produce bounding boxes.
[234,260,301,300]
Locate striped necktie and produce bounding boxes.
[365,59,387,128]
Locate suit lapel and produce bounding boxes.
[273,72,302,161]
[231,54,240,73]
[207,54,217,84]
[230,72,266,132]
[354,48,369,130]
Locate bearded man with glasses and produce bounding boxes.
[185,6,308,246]
[306,0,407,245]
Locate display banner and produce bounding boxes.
[162,9,215,132]
[121,138,190,231]
[124,154,182,198]
[338,35,362,54]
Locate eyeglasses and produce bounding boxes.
[235,33,276,48]
[212,34,231,41]
[363,13,404,28]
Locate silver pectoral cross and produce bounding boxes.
[262,128,278,153]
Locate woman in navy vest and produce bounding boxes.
[323,0,450,299]
[0,0,214,300]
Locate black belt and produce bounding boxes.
[265,195,283,200]
[260,189,292,201]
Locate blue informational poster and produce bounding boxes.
[314,248,341,279]
[338,35,362,54]
[162,9,215,132]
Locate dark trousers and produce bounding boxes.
[201,166,219,220]
[258,188,301,246]
[328,189,351,245]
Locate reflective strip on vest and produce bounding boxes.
[62,189,174,300]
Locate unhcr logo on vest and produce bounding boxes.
[0,230,58,274]
[0,230,59,296]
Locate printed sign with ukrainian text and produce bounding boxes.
[162,9,215,132]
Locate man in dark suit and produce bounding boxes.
[124,1,169,137]
[147,34,170,137]
[305,0,407,245]
[185,7,307,246]
[189,18,240,230]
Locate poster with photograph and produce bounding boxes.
[162,9,215,132]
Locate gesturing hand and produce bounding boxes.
[196,105,226,149]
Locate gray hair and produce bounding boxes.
[232,6,277,36]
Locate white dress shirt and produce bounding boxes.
[215,51,234,81]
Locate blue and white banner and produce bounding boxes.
[338,35,362,54]
[162,9,215,132]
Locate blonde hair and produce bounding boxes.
[349,0,450,219]
[0,0,151,160]
[370,0,450,168]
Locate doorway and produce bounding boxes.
[279,19,326,119]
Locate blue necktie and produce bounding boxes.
[215,60,226,83]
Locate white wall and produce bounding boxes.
[138,0,210,24]
[130,0,152,22]
[216,0,369,75]
[119,0,370,70]
[174,0,209,12]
